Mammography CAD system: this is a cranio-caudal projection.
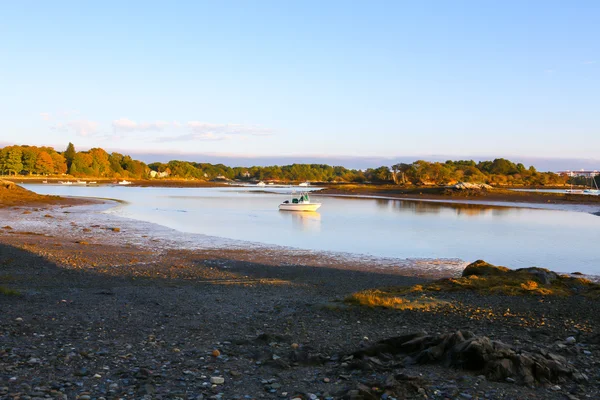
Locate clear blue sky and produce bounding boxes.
[1,1,598,164]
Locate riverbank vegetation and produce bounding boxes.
[0,143,588,187]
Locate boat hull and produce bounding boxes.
[279,203,321,212]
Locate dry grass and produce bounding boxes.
[0,286,20,296]
[346,261,600,310]
[346,290,449,310]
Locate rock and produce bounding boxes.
[350,330,581,385]
[565,337,576,345]
[462,260,510,277]
[212,349,221,357]
[210,377,225,385]
[515,267,558,284]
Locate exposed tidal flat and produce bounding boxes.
[1,183,600,399]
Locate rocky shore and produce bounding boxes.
[1,198,599,399]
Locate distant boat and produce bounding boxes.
[42,180,48,184]
[118,180,132,185]
[74,180,87,185]
[298,182,310,187]
[256,181,266,187]
[60,181,73,185]
[583,176,599,195]
[279,192,321,212]
[87,181,97,185]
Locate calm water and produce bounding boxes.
[23,185,600,274]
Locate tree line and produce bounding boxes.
[0,143,574,186]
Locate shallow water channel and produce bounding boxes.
[23,184,600,275]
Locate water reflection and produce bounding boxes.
[375,198,512,217]
[279,211,321,232]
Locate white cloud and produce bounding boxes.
[51,120,100,136]
[187,121,273,137]
[40,112,51,121]
[583,61,596,65]
[112,118,170,132]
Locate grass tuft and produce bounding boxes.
[0,286,20,296]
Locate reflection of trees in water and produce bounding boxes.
[383,199,511,217]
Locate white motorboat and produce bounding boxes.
[74,180,87,185]
[279,192,321,211]
[118,180,132,185]
[298,181,310,187]
[60,181,73,185]
[256,181,266,187]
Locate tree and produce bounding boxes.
[5,147,23,175]
[50,152,67,174]
[64,142,76,170]
[35,151,54,175]
[22,147,39,174]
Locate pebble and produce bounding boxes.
[290,343,299,349]
[583,350,592,355]
[550,385,561,391]
[323,377,330,383]
[212,349,221,357]
[15,317,23,322]
[565,336,576,345]
[460,394,473,399]
[210,377,225,385]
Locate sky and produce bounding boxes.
[1,1,599,169]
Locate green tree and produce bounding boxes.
[64,142,76,170]
[22,147,39,174]
[5,147,23,175]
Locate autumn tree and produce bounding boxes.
[35,151,54,175]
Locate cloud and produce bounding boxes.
[583,61,596,65]
[151,121,274,142]
[51,120,100,136]
[112,118,171,132]
[40,112,52,121]
[187,121,273,137]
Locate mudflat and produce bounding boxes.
[1,193,599,399]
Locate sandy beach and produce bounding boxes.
[1,194,600,399]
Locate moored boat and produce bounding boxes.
[118,180,132,185]
[279,192,321,211]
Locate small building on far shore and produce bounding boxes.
[557,170,599,178]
